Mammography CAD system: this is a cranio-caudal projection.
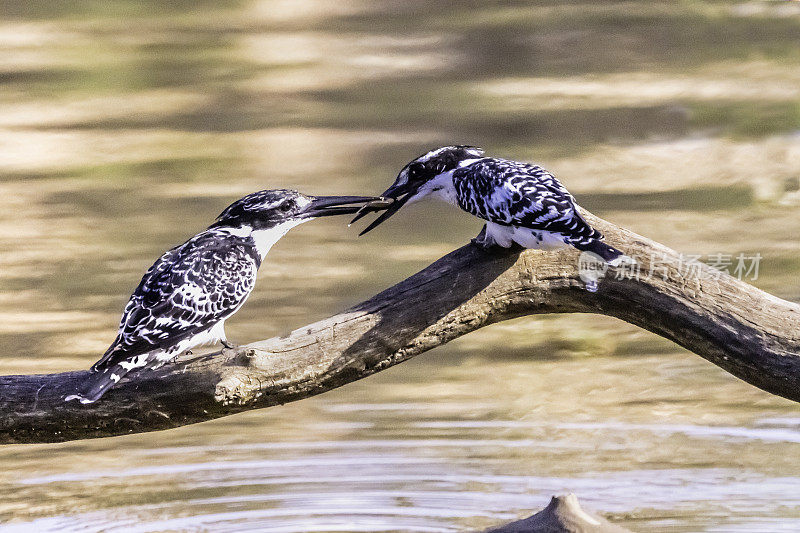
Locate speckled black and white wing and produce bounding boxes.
[68,229,260,403]
[452,158,602,245]
[93,229,259,372]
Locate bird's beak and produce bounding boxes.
[301,195,389,218]
[351,181,419,236]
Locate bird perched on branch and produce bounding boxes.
[66,190,384,404]
[351,146,632,288]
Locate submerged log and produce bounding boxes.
[486,494,632,533]
[1,211,799,444]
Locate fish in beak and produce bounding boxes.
[350,181,420,236]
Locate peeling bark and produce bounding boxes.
[1,212,798,444]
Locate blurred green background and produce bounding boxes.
[1,1,799,531]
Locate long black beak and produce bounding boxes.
[351,182,418,236]
[301,196,388,218]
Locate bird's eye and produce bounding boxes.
[279,201,293,213]
[408,163,424,180]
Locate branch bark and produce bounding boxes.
[486,493,632,533]
[1,212,799,444]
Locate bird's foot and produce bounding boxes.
[471,225,506,253]
[167,350,191,365]
[472,230,521,254]
[221,340,239,356]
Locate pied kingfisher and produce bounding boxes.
[353,145,630,274]
[66,190,382,404]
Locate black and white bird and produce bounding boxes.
[352,146,631,282]
[66,190,382,404]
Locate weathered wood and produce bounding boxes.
[1,212,799,444]
[485,494,632,533]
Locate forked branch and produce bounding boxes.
[1,212,799,444]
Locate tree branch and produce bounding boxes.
[2,212,799,444]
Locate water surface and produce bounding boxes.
[1,1,799,531]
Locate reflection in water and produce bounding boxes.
[2,354,800,532]
[1,0,799,531]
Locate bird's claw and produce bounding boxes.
[472,238,503,252]
[471,225,504,252]
[221,340,240,356]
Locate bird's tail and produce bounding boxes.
[571,238,629,265]
[64,363,133,404]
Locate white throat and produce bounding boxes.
[226,220,308,260]
[414,170,458,206]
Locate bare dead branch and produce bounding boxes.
[1,212,799,445]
